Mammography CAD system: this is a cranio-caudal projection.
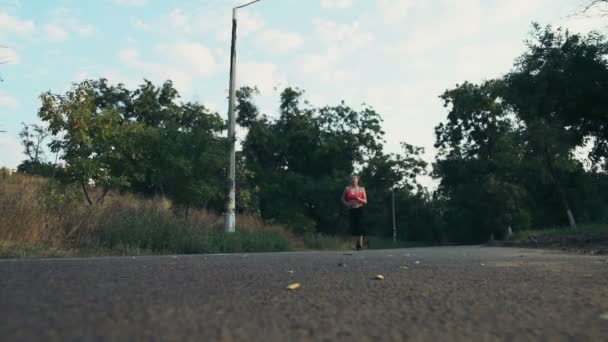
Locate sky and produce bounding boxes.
[1,0,607,185]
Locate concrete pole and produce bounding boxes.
[225,8,238,233]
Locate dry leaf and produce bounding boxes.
[286,283,301,291]
[374,275,385,280]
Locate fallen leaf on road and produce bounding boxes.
[400,266,409,270]
[373,275,385,280]
[600,313,608,320]
[480,263,486,266]
[286,283,301,291]
[414,261,420,264]
[287,270,295,274]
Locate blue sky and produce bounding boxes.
[1,0,606,180]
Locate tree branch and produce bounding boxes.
[81,182,93,206]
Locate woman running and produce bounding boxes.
[341,175,368,250]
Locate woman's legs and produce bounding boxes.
[350,208,365,250]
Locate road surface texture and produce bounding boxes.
[1,246,607,341]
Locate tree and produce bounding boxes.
[504,24,608,228]
[37,79,227,208]
[434,80,532,242]
[236,85,433,237]
[17,123,56,177]
[19,123,48,165]
[582,0,608,16]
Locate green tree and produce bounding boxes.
[237,86,432,237]
[504,24,608,228]
[17,123,56,176]
[434,80,531,242]
[37,79,227,209]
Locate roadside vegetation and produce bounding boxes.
[2,23,608,257]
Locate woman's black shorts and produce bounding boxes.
[349,207,366,236]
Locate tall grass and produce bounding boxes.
[508,223,608,241]
[0,173,294,255]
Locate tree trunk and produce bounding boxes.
[543,147,577,229]
[97,185,109,204]
[81,182,93,206]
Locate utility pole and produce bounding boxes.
[392,187,397,243]
[225,0,261,233]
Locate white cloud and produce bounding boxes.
[312,18,374,50]
[158,42,217,76]
[203,9,266,41]
[451,42,523,83]
[45,23,68,42]
[132,19,151,31]
[0,133,22,169]
[376,0,413,23]
[100,69,142,89]
[0,94,18,108]
[114,0,147,6]
[239,11,266,33]
[294,18,374,83]
[118,42,219,94]
[492,0,546,23]
[257,29,304,52]
[321,0,353,9]
[298,50,346,82]
[0,47,20,64]
[46,8,96,38]
[238,61,286,95]
[169,8,192,34]
[72,22,95,36]
[0,12,35,35]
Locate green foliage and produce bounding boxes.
[18,23,608,247]
[238,87,432,238]
[433,24,608,242]
[38,179,82,211]
[96,210,290,254]
[36,79,227,209]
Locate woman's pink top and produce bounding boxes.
[346,187,365,201]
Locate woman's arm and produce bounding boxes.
[357,188,368,205]
[341,187,349,206]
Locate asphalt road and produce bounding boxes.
[1,246,607,341]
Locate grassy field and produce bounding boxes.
[1,173,423,258]
[495,223,608,254]
[0,173,297,257]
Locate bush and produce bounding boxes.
[95,210,290,254]
[0,174,294,256]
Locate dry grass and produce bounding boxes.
[0,173,297,256]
